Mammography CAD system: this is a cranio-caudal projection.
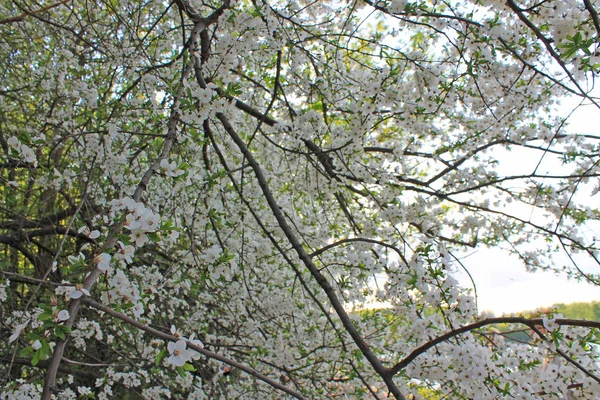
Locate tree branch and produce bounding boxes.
[82,298,308,400]
[389,317,600,376]
[215,111,407,400]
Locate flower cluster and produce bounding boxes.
[6,136,37,166]
[107,270,144,318]
[111,196,161,250]
[159,159,184,178]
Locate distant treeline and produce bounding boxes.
[551,301,600,321]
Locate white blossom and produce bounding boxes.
[57,310,70,321]
[542,313,562,332]
[94,253,112,272]
[167,340,192,367]
[9,320,29,343]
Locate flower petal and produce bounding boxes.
[57,310,70,321]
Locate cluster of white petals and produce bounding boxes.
[6,136,37,166]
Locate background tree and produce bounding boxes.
[1,0,600,398]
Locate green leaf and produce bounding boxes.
[156,348,168,366]
[176,366,187,378]
[182,363,196,372]
[54,325,71,340]
[148,232,161,242]
[26,332,42,341]
[309,101,323,111]
[160,219,174,230]
[38,313,54,322]
[31,351,40,366]
[17,131,32,145]
[40,341,51,358]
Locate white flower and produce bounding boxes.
[56,284,75,298]
[542,313,562,332]
[160,159,184,178]
[7,136,21,149]
[168,230,179,242]
[167,340,192,367]
[188,335,204,361]
[388,0,407,13]
[107,123,119,139]
[205,245,221,264]
[111,269,129,288]
[57,309,70,321]
[129,230,149,247]
[70,284,90,299]
[9,320,29,343]
[141,211,160,232]
[78,226,100,239]
[78,387,92,395]
[110,196,135,212]
[132,302,144,318]
[32,340,42,350]
[94,253,112,271]
[124,213,141,231]
[542,340,557,352]
[191,87,213,104]
[161,160,177,174]
[20,145,36,164]
[115,242,134,264]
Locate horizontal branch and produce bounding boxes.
[0,0,69,25]
[309,237,404,260]
[388,317,600,376]
[0,357,99,380]
[0,271,65,286]
[0,206,81,230]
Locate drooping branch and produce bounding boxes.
[202,118,380,394]
[309,237,405,260]
[214,111,406,400]
[81,298,308,400]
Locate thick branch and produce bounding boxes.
[215,112,406,400]
[389,317,600,376]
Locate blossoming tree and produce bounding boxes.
[1,0,600,398]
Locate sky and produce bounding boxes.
[455,247,600,315]
[453,92,600,316]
